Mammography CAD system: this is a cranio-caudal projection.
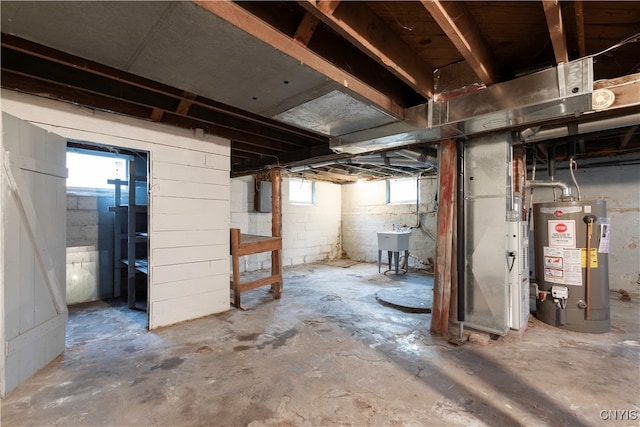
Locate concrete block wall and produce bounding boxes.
[341,177,438,268]
[532,164,640,291]
[65,193,114,305]
[230,176,342,272]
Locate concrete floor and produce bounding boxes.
[2,262,639,426]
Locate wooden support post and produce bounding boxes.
[431,139,457,336]
[230,228,242,308]
[271,168,283,298]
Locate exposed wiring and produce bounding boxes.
[508,253,516,273]
[586,32,640,60]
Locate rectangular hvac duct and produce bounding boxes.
[330,58,593,154]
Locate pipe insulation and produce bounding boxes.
[395,149,438,167]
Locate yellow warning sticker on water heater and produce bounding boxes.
[580,248,598,268]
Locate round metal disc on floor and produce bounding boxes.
[375,287,432,313]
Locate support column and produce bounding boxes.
[431,139,457,336]
[271,168,283,297]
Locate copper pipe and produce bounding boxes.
[584,215,597,320]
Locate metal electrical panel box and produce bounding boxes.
[257,180,272,213]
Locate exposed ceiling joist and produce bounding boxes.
[298,0,435,98]
[542,0,569,64]
[231,141,282,157]
[176,92,198,116]
[150,108,164,122]
[1,34,325,145]
[574,0,586,57]
[420,0,500,85]
[619,125,638,149]
[313,169,359,182]
[231,143,338,175]
[293,12,320,46]
[193,0,404,118]
[317,0,341,15]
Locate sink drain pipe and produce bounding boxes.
[456,138,466,340]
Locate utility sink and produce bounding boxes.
[377,231,411,252]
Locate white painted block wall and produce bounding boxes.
[532,164,640,291]
[66,193,114,305]
[230,176,342,272]
[2,89,231,329]
[341,178,438,268]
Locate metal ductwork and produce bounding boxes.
[350,149,437,169]
[285,148,437,173]
[330,58,594,154]
[518,113,640,143]
[395,149,437,165]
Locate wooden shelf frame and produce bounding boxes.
[230,229,282,309]
[229,168,283,310]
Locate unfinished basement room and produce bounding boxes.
[1,1,639,426]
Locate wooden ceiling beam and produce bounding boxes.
[619,126,638,149]
[176,91,198,115]
[231,143,338,176]
[293,12,320,46]
[194,0,404,118]
[542,0,569,64]
[317,0,341,15]
[231,151,256,160]
[420,0,500,85]
[232,141,283,157]
[150,108,164,122]
[574,0,586,57]
[298,0,434,98]
[313,169,359,182]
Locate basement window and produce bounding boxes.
[66,148,129,190]
[387,177,418,204]
[289,178,315,205]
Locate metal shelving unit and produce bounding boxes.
[108,158,148,310]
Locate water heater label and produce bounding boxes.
[548,220,576,247]
[598,223,611,253]
[543,246,583,286]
